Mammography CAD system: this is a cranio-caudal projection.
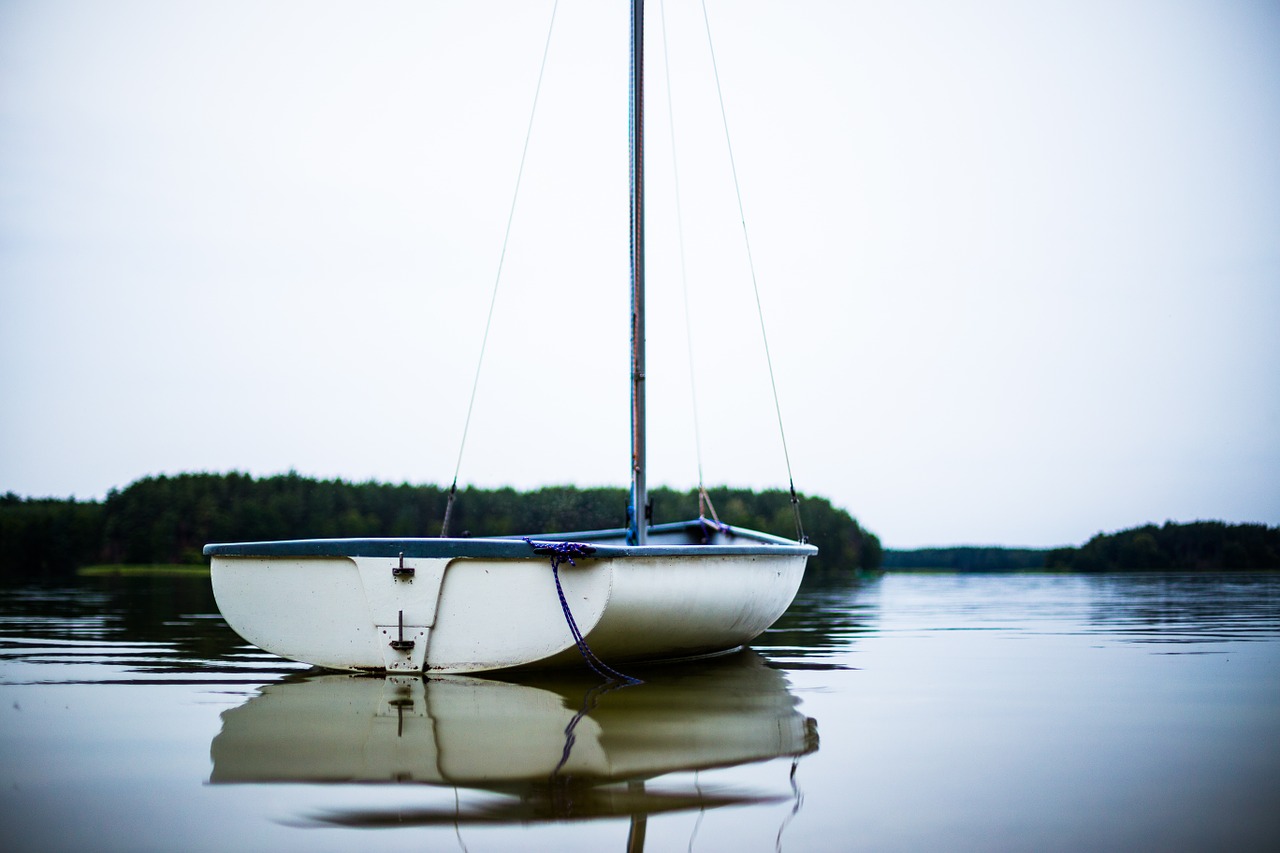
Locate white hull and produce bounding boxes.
[208,521,813,674]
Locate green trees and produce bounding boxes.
[880,547,1048,571]
[0,493,104,579]
[1045,521,1280,571]
[0,473,881,582]
[7,476,1277,579]
[98,472,451,564]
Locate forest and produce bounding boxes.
[6,474,1277,581]
[0,472,882,584]
[1044,521,1280,571]
[880,547,1048,571]
[882,522,1280,572]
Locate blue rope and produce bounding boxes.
[523,539,642,685]
[697,515,731,544]
[551,680,631,779]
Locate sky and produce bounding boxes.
[1,0,1277,549]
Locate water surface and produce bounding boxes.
[2,572,1277,852]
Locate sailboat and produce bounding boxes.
[203,1,816,675]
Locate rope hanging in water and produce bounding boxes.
[551,679,632,779]
[524,539,642,685]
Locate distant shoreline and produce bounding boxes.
[5,474,1277,577]
[886,520,1280,572]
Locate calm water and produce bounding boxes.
[2,572,1278,852]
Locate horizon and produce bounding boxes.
[5,467,1272,553]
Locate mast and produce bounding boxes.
[628,0,647,545]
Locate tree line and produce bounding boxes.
[1045,521,1280,571]
[881,547,1049,571]
[0,472,883,583]
[882,522,1280,572]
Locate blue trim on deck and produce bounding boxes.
[203,519,817,560]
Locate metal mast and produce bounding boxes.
[628,0,647,545]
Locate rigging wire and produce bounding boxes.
[658,0,720,527]
[699,0,805,542]
[442,0,560,537]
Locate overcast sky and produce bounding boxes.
[2,0,1277,548]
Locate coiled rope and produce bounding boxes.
[524,539,642,685]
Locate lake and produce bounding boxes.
[2,571,1278,852]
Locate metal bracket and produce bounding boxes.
[389,609,415,651]
[392,552,415,580]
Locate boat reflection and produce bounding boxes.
[210,649,817,827]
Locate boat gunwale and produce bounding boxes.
[203,519,817,559]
